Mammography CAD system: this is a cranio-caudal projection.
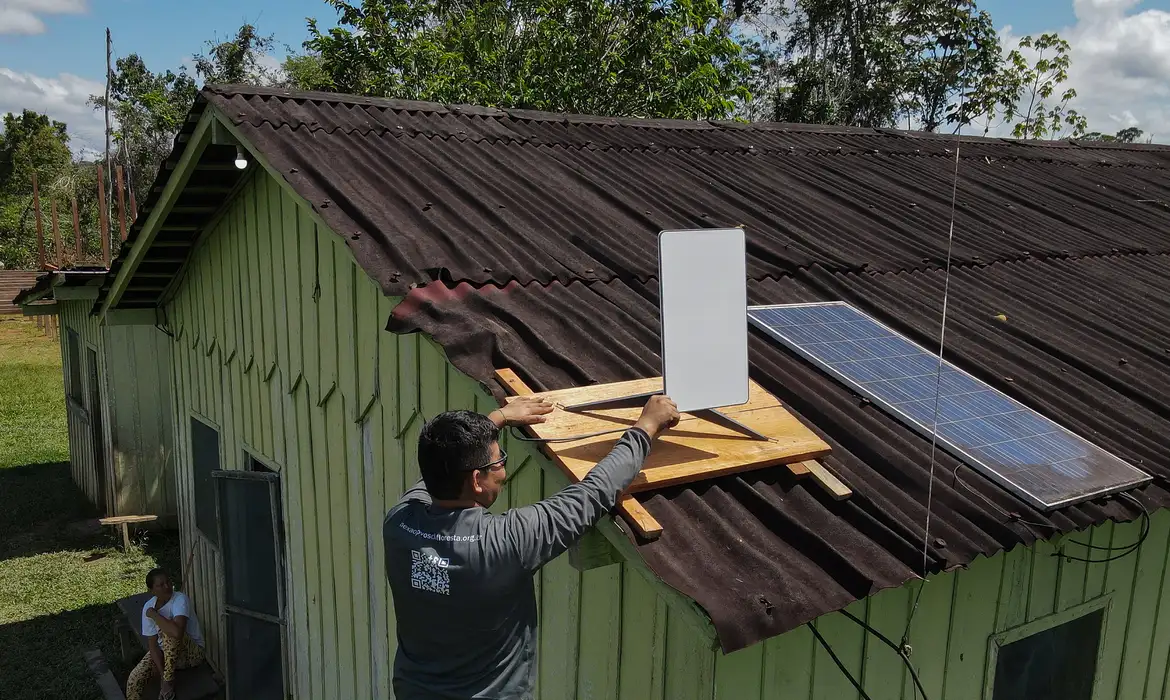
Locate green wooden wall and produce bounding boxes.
[56,298,176,518]
[57,298,109,511]
[163,169,716,698]
[712,510,1170,700]
[160,163,1170,700]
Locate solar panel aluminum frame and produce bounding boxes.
[747,301,1152,511]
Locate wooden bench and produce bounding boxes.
[99,515,158,550]
[115,592,220,700]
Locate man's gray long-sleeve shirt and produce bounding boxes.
[383,427,652,700]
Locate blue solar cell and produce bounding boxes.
[747,302,1151,510]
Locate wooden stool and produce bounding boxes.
[99,515,158,550]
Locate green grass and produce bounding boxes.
[0,317,69,468]
[0,318,180,700]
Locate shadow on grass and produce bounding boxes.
[0,602,131,700]
[0,461,112,562]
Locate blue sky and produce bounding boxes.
[0,0,333,78]
[2,0,1170,148]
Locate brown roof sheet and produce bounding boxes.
[135,86,1170,652]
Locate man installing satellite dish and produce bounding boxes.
[383,393,680,699]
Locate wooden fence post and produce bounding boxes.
[51,199,63,267]
[72,196,82,262]
[97,164,110,268]
[32,172,46,269]
[115,165,128,242]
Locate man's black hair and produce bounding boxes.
[146,568,168,589]
[418,410,500,499]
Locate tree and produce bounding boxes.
[762,0,1001,130]
[0,110,71,193]
[969,33,1086,140]
[193,24,282,86]
[1116,126,1144,143]
[302,0,751,119]
[89,55,197,209]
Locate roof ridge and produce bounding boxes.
[204,85,1170,153]
[234,119,1170,166]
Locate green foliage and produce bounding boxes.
[304,0,751,119]
[761,0,1001,130]
[969,33,1087,140]
[194,24,282,86]
[89,55,198,211]
[1116,126,1144,143]
[0,111,75,268]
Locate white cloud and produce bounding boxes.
[0,68,106,155]
[992,1,1170,142]
[0,0,86,35]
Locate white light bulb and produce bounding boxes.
[234,149,248,170]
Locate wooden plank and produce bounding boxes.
[810,608,865,700]
[576,565,623,699]
[281,189,303,392]
[493,368,663,539]
[797,459,851,499]
[72,196,81,260]
[993,544,1032,633]
[97,164,110,267]
[299,209,320,395]
[51,199,63,266]
[862,584,910,699]
[115,165,128,241]
[714,638,764,700]
[943,557,1003,698]
[762,624,815,699]
[1117,510,1170,700]
[494,368,532,396]
[618,568,668,700]
[99,515,158,525]
[663,605,715,700]
[33,171,45,268]
[504,377,830,493]
[1142,512,1170,699]
[1096,519,1148,699]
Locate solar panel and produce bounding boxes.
[747,302,1151,510]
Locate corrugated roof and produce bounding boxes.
[133,86,1170,652]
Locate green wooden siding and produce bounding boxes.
[165,170,708,697]
[57,298,109,511]
[53,299,175,519]
[713,513,1170,700]
[163,166,1170,699]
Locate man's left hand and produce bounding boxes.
[145,607,157,620]
[491,396,554,427]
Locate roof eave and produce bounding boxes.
[98,108,216,319]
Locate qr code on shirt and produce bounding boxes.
[410,549,451,595]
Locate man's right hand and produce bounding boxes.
[634,395,680,439]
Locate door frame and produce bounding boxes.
[211,468,289,699]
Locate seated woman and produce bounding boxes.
[126,568,205,700]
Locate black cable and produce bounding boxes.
[839,609,929,700]
[507,425,631,444]
[807,621,874,700]
[1055,492,1150,564]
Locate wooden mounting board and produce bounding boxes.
[494,369,847,539]
[505,376,831,493]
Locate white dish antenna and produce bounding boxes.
[658,228,750,413]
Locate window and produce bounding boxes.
[191,418,221,542]
[66,330,82,402]
[990,603,1106,700]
